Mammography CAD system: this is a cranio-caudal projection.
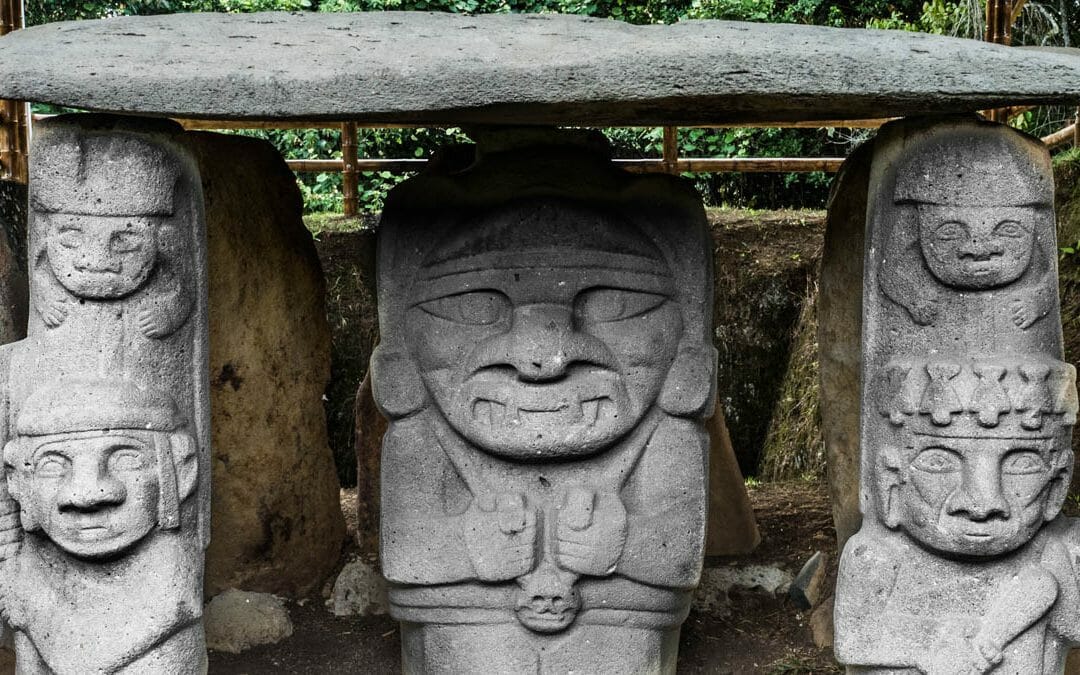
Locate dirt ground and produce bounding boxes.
[209,479,841,674]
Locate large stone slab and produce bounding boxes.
[2,13,1080,125]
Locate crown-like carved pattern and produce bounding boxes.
[879,358,1078,437]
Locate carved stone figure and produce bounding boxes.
[372,130,714,673]
[835,116,1080,674]
[0,114,209,672]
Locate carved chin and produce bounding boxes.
[432,369,639,460]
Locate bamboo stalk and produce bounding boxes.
[1042,123,1078,148]
[621,157,845,173]
[287,157,845,175]
[341,122,359,218]
[662,126,678,173]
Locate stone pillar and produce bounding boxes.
[372,129,714,674]
[835,116,1080,673]
[0,114,209,672]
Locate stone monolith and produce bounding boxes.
[0,114,209,672]
[835,116,1080,674]
[372,129,714,673]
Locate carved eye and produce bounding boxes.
[1002,450,1046,475]
[574,288,666,324]
[992,220,1026,238]
[108,447,149,473]
[911,448,961,473]
[57,226,84,250]
[933,222,968,241]
[34,454,68,478]
[420,291,510,326]
[110,231,143,254]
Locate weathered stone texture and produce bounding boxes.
[817,143,871,548]
[835,116,1080,673]
[374,130,712,673]
[189,132,345,597]
[2,13,1080,125]
[0,114,210,672]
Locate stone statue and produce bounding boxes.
[0,114,209,672]
[835,116,1080,674]
[372,130,714,673]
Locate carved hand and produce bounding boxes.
[463,493,537,582]
[137,305,170,339]
[907,295,940,326]
[923,624,998,675]
[0,500,20,562]
[1008,296,1036,329]
[554,488,627,577]
[38,296,69,328]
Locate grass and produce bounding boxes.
[303,212,374,236]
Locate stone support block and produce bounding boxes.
[188,131,345,598]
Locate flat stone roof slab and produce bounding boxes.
[1,12,1080,125]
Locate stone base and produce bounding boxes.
[399,622,679,675]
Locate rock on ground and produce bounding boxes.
[205,589,294,654]
[692,564,793,617]
[330,558,388,617]
[189,132,345,597]
[2,14,1080,124]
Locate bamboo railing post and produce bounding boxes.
[1075,108,1079,148]
[662,126,678,175]
[341,122,359,218]
[0,0,27,183]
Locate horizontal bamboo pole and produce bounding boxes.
[620,157,845,173]
[1042,123,1078,148]
[287,156,845,174]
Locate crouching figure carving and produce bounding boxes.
[372,130,714,674]
[835,117,1080,674]
[0,115,209,673]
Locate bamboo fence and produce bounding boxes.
[0,0,27,183]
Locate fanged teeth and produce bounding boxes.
[471,397,611,427]
[582,399,599,426]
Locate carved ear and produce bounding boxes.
[4,441,34,531]
[370,345,427,419]
[1043,448,1074,521]
[880,446,904,529]
[169,433,199,503]
[658,345,717,418]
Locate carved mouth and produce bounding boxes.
[471,396,615,428]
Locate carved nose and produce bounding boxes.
[945,464,1010,522]
[958,238,1003,259]
[508,304,575,382]
[58,463,125,512]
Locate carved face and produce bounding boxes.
[894,437,1060,557]
[23,433,160,559]
[43,213,158,299]
[917,205,1040,289]
[406,248,682,460]
[514,562,581,633]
